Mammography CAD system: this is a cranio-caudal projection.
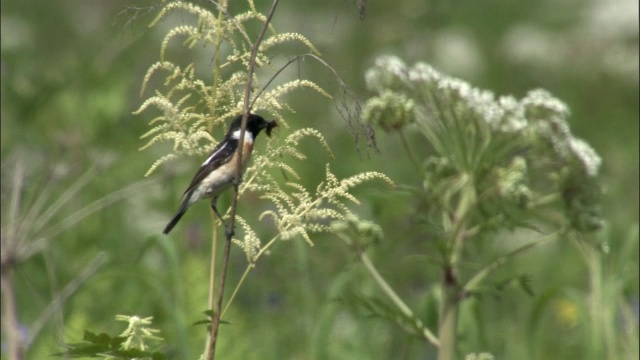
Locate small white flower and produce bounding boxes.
[375,55,408,79]
[409,62,441,84]
[365,55,409,92]
[522,89,570,120]
[569,137,602,177]
[498,95,527,132]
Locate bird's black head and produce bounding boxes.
[228,114,277,138]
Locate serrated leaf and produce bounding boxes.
[52,344,107,358]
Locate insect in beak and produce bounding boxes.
[265,120,278,137]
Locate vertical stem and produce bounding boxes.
[206,1,280,359]
[438,179,475,360]
[203,224,220,359]
[207,231,233,360]
[569,235,608,360]
[437,265,460,360]
[1,266,24,360]
[588,249,605,360]
[203,0,227,356]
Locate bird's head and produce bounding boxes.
[229,114,277,138]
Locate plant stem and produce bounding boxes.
[206,1,280,359]
[207,226,233,360]
[438,179,475,360]
[203,223,220,359]
[359,251,440,348]
[1,267,23,360]
[204,0,227,359]
[437,264,459,360]
[568,234,610,360]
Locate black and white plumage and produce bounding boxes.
[163,114,276,235]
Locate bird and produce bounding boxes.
[163,114,277,235]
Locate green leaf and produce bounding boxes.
[81,330,112,346]
[193,310,230,326]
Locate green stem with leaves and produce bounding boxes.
[438,178,475,360]
[203,1,228,356]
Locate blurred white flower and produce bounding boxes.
[569,137,603,177]
[432,27,485,80]
[365,55,410,92]
[501,0,639,83]
[501,24,565,70]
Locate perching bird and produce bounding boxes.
[163,114,276,235]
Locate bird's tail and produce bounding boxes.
[163,199,190,235]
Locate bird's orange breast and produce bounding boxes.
[241,139,254,169]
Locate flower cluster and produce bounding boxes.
[115,315,163,351]
[134,1,326,176]
[362,55,603,232]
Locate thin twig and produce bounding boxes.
[206,1,280,359]
[203,222,219,358]
[250,53,342,110]
[249,53,379,157]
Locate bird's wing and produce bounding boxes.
[183,138,238,194]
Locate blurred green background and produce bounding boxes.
[1,0,637,359]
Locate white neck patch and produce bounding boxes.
[231,129,254,143]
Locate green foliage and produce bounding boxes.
[131,1,396,359]
[356,55,609,359]
[133,0,328,176]
[363,55,604,234]
[134,0,393,266]
[57,316,164,359]
[2,0,636,359]
[192,310,230,328]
